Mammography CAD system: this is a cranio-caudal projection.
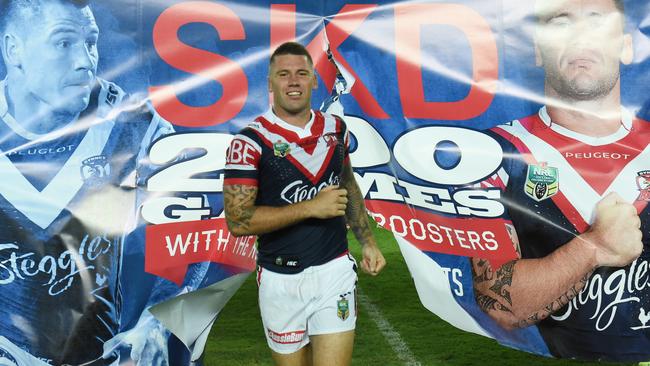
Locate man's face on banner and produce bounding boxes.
[16,1,99,116]
[268,54,318,117]
[534,0,632,102]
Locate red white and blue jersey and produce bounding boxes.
[224,109,350,274]
[0,78,172,364]
[487,107,650,361]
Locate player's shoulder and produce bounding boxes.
[95,78,174,143]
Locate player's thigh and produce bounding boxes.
[271,345,312,366]
[310,330,355,366]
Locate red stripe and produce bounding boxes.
[255,111,325,148]
[223,178,258,187]
[492,126,589,232]
[250,127,338,185]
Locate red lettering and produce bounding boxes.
[149,2,247,127]
[271,4,389,119]
[227,139,258,166]
[395,4,498,120]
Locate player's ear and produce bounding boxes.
[1,33,22,69]
[311,73,318,90]
[620,33,633,65]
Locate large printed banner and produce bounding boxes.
[0,0,648,364]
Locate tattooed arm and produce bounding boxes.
[223,184,348,237]
[471,255,592,329]
[341,161,386,275]
[471,192,643,329]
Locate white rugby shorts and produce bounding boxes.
[257,253,358,354]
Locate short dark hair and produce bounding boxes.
[0,0,90,34]
[270,41,313,67]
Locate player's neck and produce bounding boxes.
[544,87,623,138]
[272,106,312,128]
[5,84,77,137]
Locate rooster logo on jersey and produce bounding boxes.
[636,170,650,202]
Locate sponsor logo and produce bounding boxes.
[337,293,350,321]
[80,155,111,186]
[564,151,631,160]
[267,329,305,344]
[551,259,650,331]
[0,234,115,296]
[524,163,558,201]
[273,140,291,158]
[636,170,650,202]
[280,172,340,204]
[5,145,76,157]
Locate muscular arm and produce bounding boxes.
[223,184,347,237]
[340,161,386,275]
[471,239,594,330]
[472,192,642,329]
[341,161,374,247]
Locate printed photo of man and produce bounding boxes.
[0,0,172,364]
[472,0,649,361]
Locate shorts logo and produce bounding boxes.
[267,329,305,344]
[273,141,291,158]
[80,155,111,186]
[636,170,650,202]
[524,163,558,202]
[337,294,350,321]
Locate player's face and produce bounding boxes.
[534,0,632,101]
[17,1,99,116]
[268,54,317,117]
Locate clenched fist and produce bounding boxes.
[306,185,348,219]
[583,192,643,268]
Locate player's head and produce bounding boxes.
[0,0,98,118]
[268,42,317,117]
[533,0,632,102]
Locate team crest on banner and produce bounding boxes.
[637,170,650,201]
[337,295,349,321]
[273,141,291,158]
[80,155,111,186]
[524,163,558,202]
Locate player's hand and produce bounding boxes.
[308,185,348,219]
[583,192,643,267]
[361,243,386,276]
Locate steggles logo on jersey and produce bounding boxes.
[273,140,291,158]
[524,163,558,201]
[636,170,650,201]
[80,155,111,186]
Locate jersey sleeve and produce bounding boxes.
[224,128,262,187]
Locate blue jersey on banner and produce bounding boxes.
[488,108,650,361]
[0,78,171,364]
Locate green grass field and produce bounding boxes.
[204,226,636,366]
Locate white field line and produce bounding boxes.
[357,288,422,366]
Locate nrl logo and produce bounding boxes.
[273,140,290,158]
[337,294,350,321]
[524,163,558,201]
[636,170,650,202]
[80,155,111,186]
